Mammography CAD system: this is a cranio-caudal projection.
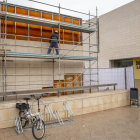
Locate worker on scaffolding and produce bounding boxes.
[47,30,59,55]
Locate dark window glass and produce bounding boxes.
[114,59,133,68]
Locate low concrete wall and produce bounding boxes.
[0,89,130,129]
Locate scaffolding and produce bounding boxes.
[0,0,99,100]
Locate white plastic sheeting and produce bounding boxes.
[83,68,126,90]
[126,66,134,90]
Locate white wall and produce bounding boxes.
[84,0,140,68]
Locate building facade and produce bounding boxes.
[84,0,140,69]
[99,0,140,68]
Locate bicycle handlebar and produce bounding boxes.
[30,93,49,100]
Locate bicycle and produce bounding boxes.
[30,93,48,140]
[16,93,48,140]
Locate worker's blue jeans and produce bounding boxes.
[47,42,59,55]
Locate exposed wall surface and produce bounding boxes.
[0,89,130,129]
[84,0,140,68]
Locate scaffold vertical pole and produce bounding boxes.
[58,3,60,97]
[2,17,4,94]
[89,11,91,93]
[96,6,99,91]
[4,0,7,100]
[53,59,54,96]
[15,6,16,92]
[28,8,30,93]
[2,1,5,100]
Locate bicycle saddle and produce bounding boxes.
[23,98,30,101]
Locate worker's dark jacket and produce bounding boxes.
[49,33,59,43]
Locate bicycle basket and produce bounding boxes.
[16,103,29,110]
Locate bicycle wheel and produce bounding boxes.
[19,110,28,128]
[32,119,45,140]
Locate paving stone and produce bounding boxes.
[0,106,140,140]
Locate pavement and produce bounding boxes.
[0,106,140,140]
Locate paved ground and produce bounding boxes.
[0,106,140,140]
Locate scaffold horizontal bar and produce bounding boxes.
[0,12,96,33]
[0,52,97,61]
[0,43,97,53]
[0,84,117,96]
[0,73,97,76]
[28,0,95,16]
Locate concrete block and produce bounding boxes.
[64,60,74,68]
[58,111,65,119]
[4,60,16,68]
[50,102,64,112]
[0,120,15,129]
[0,108,18,121]
[42,76,52,81]
[112,94,123,102]
[28,41,41,54]
[6,68,16,75]
[83,105,99,114]
[67,99,82,110]
[0,89,130,129]
[42,67,52,74]
[73,108,83,116]
[29,81,42,90]
[98,95,112,105]
[6,83,16,91]
[30,67,41,74]
[54,60,65,68]
[112,101,123,108]
[63,44,74,56]
[29,60,42,68]
[64,68,74,73]
[83,97,99,107]
[41,61,53,68]
[16,60,30,68]
[98,103,112,111]
[16,68,29,74]
[73,46,83,56]
[16,76,30,82]
[29,76,42,82]
[74,68,83,73]
[74,61,83,68]
[15,81,30,90]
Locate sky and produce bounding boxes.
[3,0,134,20]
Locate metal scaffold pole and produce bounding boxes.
[53,59,54,96]
[96,6,99,91]
[2,12,4,94]
[5,0,7,98]
[53,59,54,88]
[2,0,7,100]
[58,3,61,97]
[89,10,91,93]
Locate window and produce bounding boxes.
[114,59,133,68]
